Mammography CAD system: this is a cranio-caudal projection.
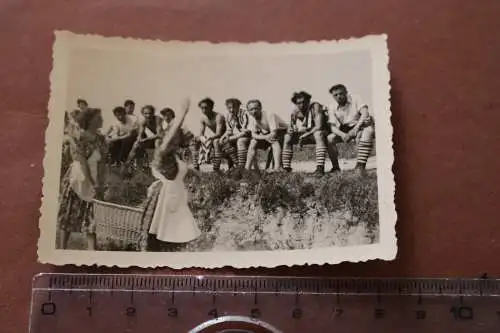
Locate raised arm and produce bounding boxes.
[158,98,191,154]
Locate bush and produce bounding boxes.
[59,142,379,251]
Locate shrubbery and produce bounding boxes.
[61,140,379,251]
[99,165,379,251]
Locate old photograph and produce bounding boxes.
[38,31,396,268]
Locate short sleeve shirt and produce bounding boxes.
[327,94,368,127]
[290,102,326,131]
[112,115,139,136]
[226,108,250,134]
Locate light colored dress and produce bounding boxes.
[147,156,201,243]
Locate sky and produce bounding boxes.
[65,44,373,134]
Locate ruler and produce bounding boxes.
[30,274,500,333]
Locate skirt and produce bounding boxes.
[141,178,201,247]
[57,173,95,234]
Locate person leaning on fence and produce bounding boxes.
[189,98,236,171]
[105,106,140,165]
[245,99,287,171]
[140,98,202,251]
[282,91,338,176]
[127,105,163,165]
[57,108,106,250]
[326,84,375,176]
[220,98,251,168]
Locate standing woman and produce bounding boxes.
[57,108,106,250]
[141,98,201,251]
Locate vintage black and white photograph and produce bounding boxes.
[38,31,396,268]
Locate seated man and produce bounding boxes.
[220,98,251,168]
[245,99,287,171]
[190,98,235,171]
[105,106,140,165]
[127,105,163,165]
[282,91,338,175]
[326,84,375,175]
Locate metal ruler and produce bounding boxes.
[30,274,500,333]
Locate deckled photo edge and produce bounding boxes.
[37,31,396,268]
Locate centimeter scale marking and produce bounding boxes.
[30,274,500,333]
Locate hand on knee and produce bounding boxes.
[327,134,337,144]
[313,130,325,141]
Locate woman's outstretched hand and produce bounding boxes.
[181,97,191,115]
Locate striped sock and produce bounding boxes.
[282,147,293,169]
[223,142,238,168]
[212,150,222,171]
[237,147,248,168]
[316,146,327,171]
[190,142,200,169]
[356,140,373,168]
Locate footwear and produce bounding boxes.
[314,166,325,177]
[329,167,341,174]
[354,163,367,177]
[283,167,292,173]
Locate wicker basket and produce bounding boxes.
[93,199,148,251]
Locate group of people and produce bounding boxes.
[188,84,375,176]
[65,83,375,177]
[57,84,376,251]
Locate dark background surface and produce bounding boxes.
[1,1,499,332]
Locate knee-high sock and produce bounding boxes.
[237,141,248,168]
[356,140,373,168]
[212,148,222,171]
[316,146,327,171]
[190,141,200,169]
[282,145,293,169]
[222,141,238,167]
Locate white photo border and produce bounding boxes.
[38,31,396,268]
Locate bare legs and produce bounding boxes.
[327,124,375,175]
[245,139,282,171]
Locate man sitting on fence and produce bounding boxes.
[220,98,251,168]
[282,91,339,176]
[245,99,287,171]
[327,84,375,176]
[190,98,236,171]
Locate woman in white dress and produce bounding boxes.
[140,98,201,251]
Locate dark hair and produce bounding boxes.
[74,108,101,130]
[77,98,88,106]
[246,99,262,108]
[141,105,156,114]
[198,98,215,109]
[113,106,126,116]
[160,107,175,118]
[124,99,135,107]
[291,91,312,104]
[225,98,242,107]
[328,84,347,94]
